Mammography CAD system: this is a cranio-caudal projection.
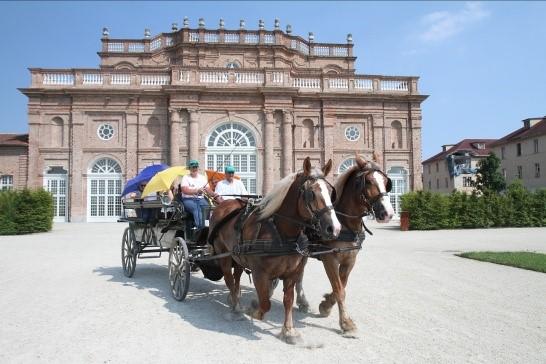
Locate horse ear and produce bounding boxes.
[303,156,311,176]
[372,151,380,163]
[322,159,332,176]
[355,154,367,169]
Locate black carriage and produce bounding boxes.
[118,197,223,301]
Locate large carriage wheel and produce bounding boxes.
[121,226,138,277]
[169,237,191,301]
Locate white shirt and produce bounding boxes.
[181,173,208,198]
[215,179,248,200]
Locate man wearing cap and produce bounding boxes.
[214,165,249,203]
[180,159,217,229]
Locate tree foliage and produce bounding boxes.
[474,152,506,193]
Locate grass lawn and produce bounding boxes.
[457,251,546,273]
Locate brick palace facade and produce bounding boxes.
[12,18,427,222]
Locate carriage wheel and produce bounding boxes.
[169,237,191,301]
[121,226,138,277]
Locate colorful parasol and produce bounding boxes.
[205,169,241,191]
[141,166,189,197]
[121,163,168,196]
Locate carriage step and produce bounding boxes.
[137,248,167,259]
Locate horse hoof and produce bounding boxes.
[341,328,359,339]
[318,301,332,317]
[279,328,303,345]
[245,306,263,320]
[223,311,245,322]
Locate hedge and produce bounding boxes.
[400,181,546,230]
[0,189,54,235]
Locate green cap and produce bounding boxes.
[188,159,199,168]
[225,165,235,173]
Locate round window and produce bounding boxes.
[345,126,360,141]
[97,124,115,141]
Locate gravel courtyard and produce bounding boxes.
[1,222,545,363]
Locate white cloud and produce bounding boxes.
[419,2,490,43]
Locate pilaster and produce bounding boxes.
[282,110,294,176]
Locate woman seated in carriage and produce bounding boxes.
[177,159,219,229]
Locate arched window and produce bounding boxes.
[391,120,403,149]
[338,158,356,174]
[206,122,257,194]
[51,117,64,147]
[88,157,122,221]
[302,119,315,148]
[146,117,163,147]
[0,175,13,190]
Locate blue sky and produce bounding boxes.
[0,1,544,159]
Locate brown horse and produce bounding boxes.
[296,155,394,337]
[208,157,341,344]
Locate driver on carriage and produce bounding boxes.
[213,165,248,203]
[179,159,219,229]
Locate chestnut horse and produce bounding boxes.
[296,155,394,337]
[207,157,341,344]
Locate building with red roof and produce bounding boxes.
[491,117,546,190]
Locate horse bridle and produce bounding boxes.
[335,168,391,219]
[299,175,336,224]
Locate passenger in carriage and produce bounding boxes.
[180,159,219,229]
[214,165,248,203]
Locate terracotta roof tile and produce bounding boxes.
[491,118,546,146]
[422,139,496,164]
[0,134,29,147]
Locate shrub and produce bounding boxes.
[401,182,546,230]
[0,188,54,235]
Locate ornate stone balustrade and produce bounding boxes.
[140,74,170,86]
[29,69,419,95]
[101,28,353,58]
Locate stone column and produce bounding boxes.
[263,110,275,193]
[282,110,294,176]
[126,112,138,177]
[27,110,41,188]
[70,110,85,222]
[169,108,181,166]
[188,109,200,161]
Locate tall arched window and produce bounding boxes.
[302,119,315,148]
[87,157,122,221]
[206,122,257,194]
[391,120,403,149]
[51,117,64,147]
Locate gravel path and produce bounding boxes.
[1,222,545,363]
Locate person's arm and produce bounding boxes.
[180,176,199,195]
[239,180,249,195]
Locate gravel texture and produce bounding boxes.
[1,222,545,363]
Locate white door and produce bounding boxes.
[44,174,68,222]
[87,158,123,222]
[387,166,408,218]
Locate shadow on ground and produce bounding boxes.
[94,264,316,341]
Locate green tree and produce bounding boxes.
[474,153,506,193]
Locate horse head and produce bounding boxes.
[351,155,394,223]
[296,157,341,239]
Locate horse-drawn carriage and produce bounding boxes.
[118,156,395,344]
[118,196,223,301]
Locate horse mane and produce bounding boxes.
[334,160,382,198]
[257,167,324,220]
[334,165,359,199]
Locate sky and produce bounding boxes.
[0,1,544,160]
